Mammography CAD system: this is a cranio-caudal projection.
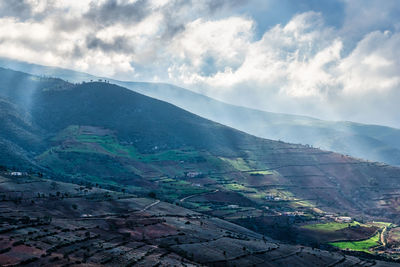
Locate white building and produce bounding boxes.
[335,216,352,223]
[10,172,27,176]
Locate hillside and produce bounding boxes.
[118,82,400,167]
[0,98,43,168]
[1,58,400,166]
[2,68,400,262]
[2,173,399,266]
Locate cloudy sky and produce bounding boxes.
[0,0,400,127]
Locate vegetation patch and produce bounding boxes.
[224,183,250,191]
[367,221,392,228]
[158,180,210,201]
[219,157,250,171]
[248,170,273,175]
[246,192,268,199]
[329,231,381,253]
[303,221,361,232]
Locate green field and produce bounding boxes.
[157,179,210,201]
[329,231,381,253]
[224,183,253,192]
[367,221,392,228]
[41,128,206,166]
[220,157,250,171]
[302,221,361,232]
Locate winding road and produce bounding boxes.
[180,189,219,202]
[381,226,387,247]
[137,199,160,213]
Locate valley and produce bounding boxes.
[1,68,400,265]
[0,172,399,266]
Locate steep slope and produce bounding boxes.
[0,97,44,168]
[29,82,256,156]
[2,58,400,166]
[118,81,400,166]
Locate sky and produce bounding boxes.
[0,0,400,128]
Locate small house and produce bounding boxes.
[335,216,352,223]
[10,172,27,177]
[186,171,202,178]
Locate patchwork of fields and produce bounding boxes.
[3,174,396,266]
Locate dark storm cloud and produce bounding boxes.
[84,0,151,26]
[156,0,188,40]
[81,0,250,40]
[70,45,84,59]
[157,0,249,40]
[53,16,83,33]
[0,0,61,22]
[0,0,33,20]
[86,35,134,54]
[204,0,248,14]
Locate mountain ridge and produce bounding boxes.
[1,58,400,166]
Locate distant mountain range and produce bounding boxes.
[1,57,399,166]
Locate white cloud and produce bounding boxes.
[164,10,400,127]
[0,1,399,127]
[338,31,400,95]
[167,16,253,82]
[168,12,341,96]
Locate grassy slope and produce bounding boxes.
[36,125,217,199]
[302,221,361,232]
[329,231,381,253]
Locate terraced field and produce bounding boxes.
[302,222,362,231]
[21,125,400,262]
[1,173,399,267]
[330,232,381,253]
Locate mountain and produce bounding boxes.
[2,67,400,262]
[1,57,400,166]
[111,82,400,167]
